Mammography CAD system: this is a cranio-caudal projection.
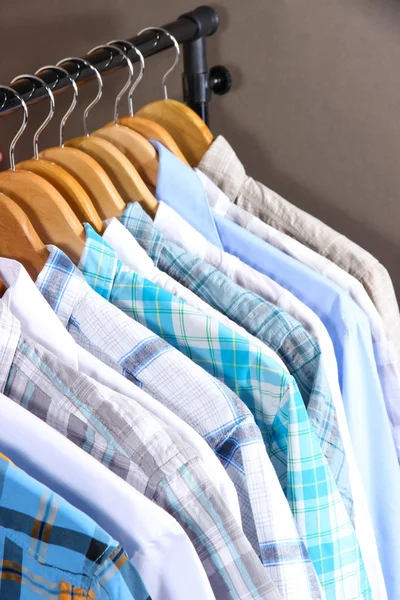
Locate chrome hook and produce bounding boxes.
[57,57,103,137]
[137,27,180,100]
[88,43,134,125]
[0,86,28,171]
[11,74,55,160]
[107,40,145,117]
[35,65,78,148]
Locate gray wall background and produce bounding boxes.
[1,0,399,292]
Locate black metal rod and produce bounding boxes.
[0,6,219,117]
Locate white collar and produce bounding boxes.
[103,217,155,277]
[0,258,79,370]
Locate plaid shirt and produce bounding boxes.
[0,453,150,599]
[36,248,321,600]
[122,202,353,519]
[198,135,400,364]
[0,301,277,600]
[78,224,370,600]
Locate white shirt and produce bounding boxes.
[0,257,242,528]
[103,216,289,372]
[196,171,400,463]
[154,198,388,600]
[0,394,215,600]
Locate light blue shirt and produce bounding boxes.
[150,139,400,599]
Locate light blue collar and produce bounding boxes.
[150,140,223,249]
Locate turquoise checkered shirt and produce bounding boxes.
[121,203,353,518]
[78,222,371,600]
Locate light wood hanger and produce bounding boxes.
[93,125,159,189]
[136,99,213,167]
[66,136,158,218]
[65,46,158,219]
[89,42,159,189]
[0,193,49,281]
[135,27,214,166]
[15,66,103,233]
[103,40,189,167]
[38,57,126,222]
[117,115,189,166]
[0,83,85,265]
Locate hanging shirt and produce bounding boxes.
[78,223,370,600]
[198,135,400,362]
[150,140,399,600]
[0,302,272,600]
[0,452,150,599]
[149,202,387,600]
[36,246,320,600]
[0,257,241,528]
[121,202,353,519]
[103,217,288,372]
[0,395,215,600]
[195,171,400,463]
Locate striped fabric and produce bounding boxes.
[36,248,322,600]
[78,224,371,600]
[0,453,150,599]
[0,300,280,600]
[198,135,400,363]
[121,202,353,519]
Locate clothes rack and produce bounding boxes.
[0,5,232,125]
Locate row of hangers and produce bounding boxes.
[0,27,215,292]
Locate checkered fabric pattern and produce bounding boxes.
[0,302,279,600]
[121,202,353,520]
[77,224,371,600]
[0,453,150,599]
[36,248,323,600]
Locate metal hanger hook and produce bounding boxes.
[107,40,145,117]
[35,65,78,148]
[11,74,55,160]
[58,57,103,137]
[88,43,134,125]
[137,27,180,100]
[0,86,28,171]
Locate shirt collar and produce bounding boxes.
[36,244,87,328]
[0,258,79,370]
[103,217,156,278]
[0,299,21,394]
[195,169,235,217]
[197,135,247,202]
[150,140,223,248]
[78,223,120,302]
[121,202,165,265]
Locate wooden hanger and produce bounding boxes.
[38,57,126,222]
[105,39,189,166]
[16,66,103,233]
[92,124,159,189]
[117,115,190,166]
[135,27,213,166]
[40,146,125,221]
[66,136,158,219]
[0,193,49,281]
[86,43,160,193]
[136,99,214,167]
[63,46,158,219]
[0,169,85,265]
[17,158,103,233]
[0,82,85,265]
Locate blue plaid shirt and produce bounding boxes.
[78,223,371,600]
[0,453,150,599]
[121,202,353,519]
[36,249,314,600]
